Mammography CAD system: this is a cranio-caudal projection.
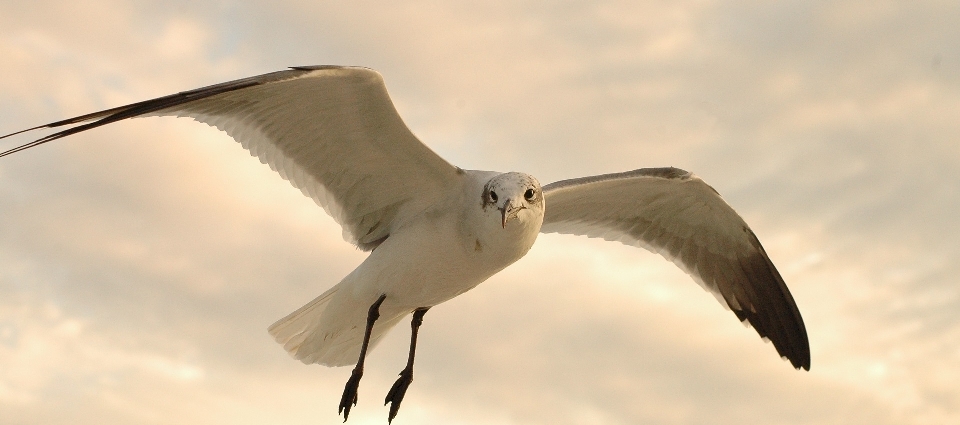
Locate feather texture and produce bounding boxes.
[1,66,460,250]
[541,167,810,370]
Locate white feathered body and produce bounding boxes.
[269,170,543,366]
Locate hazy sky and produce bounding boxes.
[1,1,958,424]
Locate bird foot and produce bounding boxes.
[339,368,363,422]
[384,368,414,423]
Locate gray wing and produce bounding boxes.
[541,167,810,370]
[0,66,461,250]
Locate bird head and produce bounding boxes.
[481,172,545,229]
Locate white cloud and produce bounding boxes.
[1,0,959,424]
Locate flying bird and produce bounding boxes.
[0,66,810,423]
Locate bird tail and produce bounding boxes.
[268,286,408,367]
[267,285,339,359]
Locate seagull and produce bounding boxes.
[1,65,810,423]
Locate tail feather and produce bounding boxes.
[268,285,338,355]
[297,314,407,366]
[268,285,408,367]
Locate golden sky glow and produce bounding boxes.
[1,1,959,424]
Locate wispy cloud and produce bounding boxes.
[1,1,958,424]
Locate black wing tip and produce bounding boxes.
[0,124,48,141]
[786,348,811,371]
[1,65,376,159]
[738,309,811,371]
[778,332,811,371]
[0,128,84,158]
[790,330,811,371]
[1,66,323,159]
[725,239,812,371]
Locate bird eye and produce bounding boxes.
[524,188,535,201]
[489,191,498,202]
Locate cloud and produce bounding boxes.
[1,0,959,424]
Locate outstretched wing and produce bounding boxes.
[0,66,461,250]
[541,167,810,370]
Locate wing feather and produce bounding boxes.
[1,66,461,250]
[541,167,810,370]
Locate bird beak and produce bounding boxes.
[500,199,525,228]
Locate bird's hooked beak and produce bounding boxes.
[500,199,526,228]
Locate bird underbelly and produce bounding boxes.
[351,230,527,312]
[373,247,496,310]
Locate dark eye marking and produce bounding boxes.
[489,191,498,202]
[524,188,535,201]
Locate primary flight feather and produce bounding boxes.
[0,65,809,423]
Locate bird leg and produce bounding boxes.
[384,307,430,423]
[339,294,387,422]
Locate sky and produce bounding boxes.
[1,1,958,424]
